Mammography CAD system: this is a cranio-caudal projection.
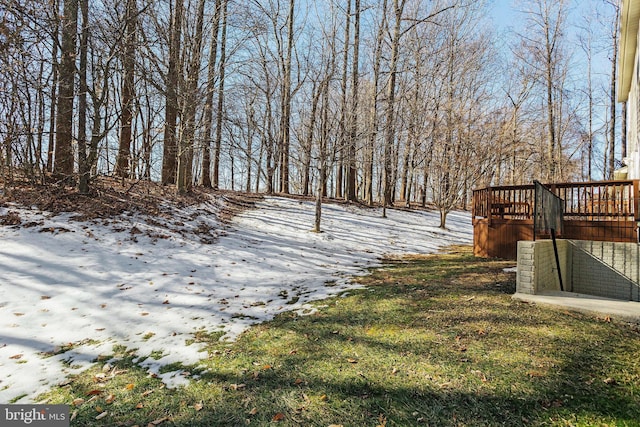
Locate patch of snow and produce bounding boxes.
[0,196,471,402]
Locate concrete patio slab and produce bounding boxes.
[513,291,640,324]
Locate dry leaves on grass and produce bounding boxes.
[148,416,170,426]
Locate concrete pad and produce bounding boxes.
[513,291,640,324]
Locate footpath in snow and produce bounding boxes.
[0,196,472,403]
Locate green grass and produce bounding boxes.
[40,246,640,426]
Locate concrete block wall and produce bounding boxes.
[571,241,639,301]
[516,240,571,295]
[516,242,536,294]
[516,240,640,301]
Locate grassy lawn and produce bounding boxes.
[42,246,640,426]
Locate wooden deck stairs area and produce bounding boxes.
[472,180,640,259]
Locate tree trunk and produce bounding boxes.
[161,0,183,186]
[200,0,223,188]
[54,0,78,181]
[302,80,321,196]
[365,0,387,206]
[77,0,89,194]
[439,209,447,229]
[315,77,332,232]
[383,0,405,216]
[115,0,137,179]
[346,0,360,202]
[279,0,295,194]
[47,0,60,174]
[545,36,556,181]
[178,0,206,194]
[608,0,619,179]
[213,0,228,190]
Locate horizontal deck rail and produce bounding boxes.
[473,180,640,223]
[472,180,640,259]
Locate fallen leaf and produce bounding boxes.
[141,390,154,397]
[9,354,23,360]
[135,403,144,409]
[95,411,108,420]
[262,364,272,370]
[347,358,358,363]
[70,410,78,422]
[150,416,169,425]
[162,300,170,304]
[105,394,116,404]
[41,296,51,300]
[272,413,285,422]
[86,390,103,396]
[319,394,328,401]
[604,377,617,385]
[58,378,74,387]
[193,403,203,412]
[72,398,85,406]
[140,312,149,316]
[126,383,135,390]
[471,370,488,382]
[248,407,258,415]
[294,378,304,385]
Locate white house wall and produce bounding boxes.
[627,36,640,179]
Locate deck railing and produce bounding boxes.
[473,180,640,223]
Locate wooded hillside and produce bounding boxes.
[0,0,622,215]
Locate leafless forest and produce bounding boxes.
[0,0,622,226]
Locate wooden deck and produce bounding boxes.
[473,180,640,259]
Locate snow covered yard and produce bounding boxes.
[0,195,471,403]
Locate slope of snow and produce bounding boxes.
[0,196,471,403]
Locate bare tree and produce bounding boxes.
[200,0,223,188]
[279,0,295,194]
[115,0,138,180]
[176,0,207,194]
[605,0,620,179]
[345,0,360,202]
[77,0,90,193]
[514,0,570,181]
[212,0,229,190]
[161,0,183,186]
[54,0,78,181]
